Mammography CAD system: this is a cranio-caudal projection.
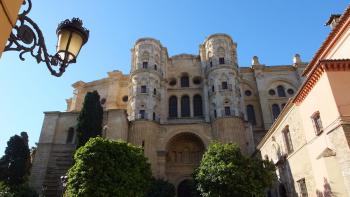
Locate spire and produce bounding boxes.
[252,56,260,65]
[293,54,302,64]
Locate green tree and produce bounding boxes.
[0,132,31,186]
[66,137,152,197]
[0,181,38,197]
[194,142,276,197]
[146,178,175,197]
[76,91,103,147]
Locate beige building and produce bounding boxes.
[30,33,307,196]
[258,6,350,197]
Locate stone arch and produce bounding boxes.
[180,95,190,117]
[207,51,213,59]
[177,179,195,197]
[180,73,190,87]
[241,80,257,95]
[141,51,150,61]
[159,130,209,151]
[217,46,225,57]
[165,133,205,164]
[168,95,178,118]
[223,98,231,105]
[219,73,229,81]
[266,78,298,91]
[193,94,203,117]
[165,132,206,186]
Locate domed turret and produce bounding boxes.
[200,34,243,120]
[128,38,167,121]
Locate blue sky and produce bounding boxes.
[0,0,348,153]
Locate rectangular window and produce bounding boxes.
[283,126,294,154]
[311,111,323,135]
[139,110,145,119]
[141,85,147,93]
[222,81,228,90]
[219,57,225,64]
[142,62,148,69]
[225,107,231,116]
[66,127,75,144]
[297,178,308,197]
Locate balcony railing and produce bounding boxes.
[205,59,236,72]
[221,109,236,117]
[135,87,161,99]
[136,87,149,94]
[218,84,233,91]
[132,63,164,76]
[137,112,148,120]
[135,112,161,122]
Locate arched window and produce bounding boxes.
[224,106,231,116]
[139,110,146,119]
[218,47,225,64]
[141,51,149,69]
[193,95,203,117]
[181,95,190,117]
[153,88,157,95]
[181,74,189,87]
[66,127,75,144]
[272,104,281,120]
[169,96,177,118]
[246,105,256,125]
[277,85,286,97]
[283,126,294,154]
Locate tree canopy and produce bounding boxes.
[76,90,103,147]
[194,142,276,197]
[66,137,152,197]
[0,132,31,186]
[0,132,37,196]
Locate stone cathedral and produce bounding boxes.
[30,33,307,196]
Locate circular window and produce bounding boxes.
[245,90,252,96]
[269,89,276,96]
[192,76,202,85]
[100,98,106,105]
[287,89,294,95]
[169,78,177,86]
[122,96,128,102]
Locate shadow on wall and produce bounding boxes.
[316,178,335,197]
[266,156,298,197]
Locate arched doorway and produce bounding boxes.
[165,133,205,186]
[177,179,196,197]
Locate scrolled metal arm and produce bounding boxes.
[4,0,68,77]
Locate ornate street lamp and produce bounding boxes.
[4,0,89,77]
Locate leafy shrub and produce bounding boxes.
[66,137,152,197]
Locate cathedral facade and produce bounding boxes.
[30,34,307,196]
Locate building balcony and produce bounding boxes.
[205,59,237,73]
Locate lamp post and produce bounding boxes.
[4,0,89,77]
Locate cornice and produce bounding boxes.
[294,59,350,104]
[302,5,350,76]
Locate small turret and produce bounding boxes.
[252,56,260,66]
[128,38,166,121]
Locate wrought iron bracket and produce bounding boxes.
[4,0,71,77]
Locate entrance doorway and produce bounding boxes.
[177,179,194,197]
